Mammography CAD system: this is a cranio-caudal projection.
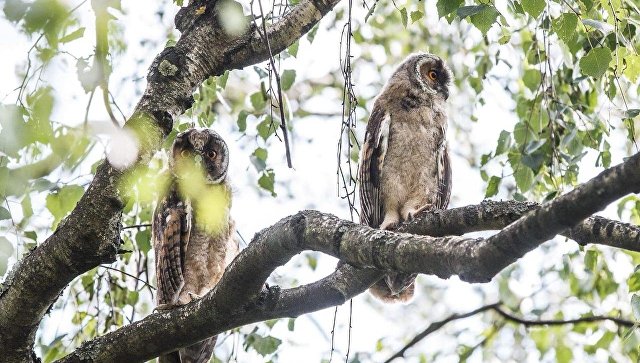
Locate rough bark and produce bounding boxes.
[57,151,640,362]
[0,0,342,360]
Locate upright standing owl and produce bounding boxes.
[153,128,238,363]
[358,53,452,303]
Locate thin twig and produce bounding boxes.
[384,302,634,362]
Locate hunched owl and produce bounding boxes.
[153,128,238,363]
[358,53,452,303]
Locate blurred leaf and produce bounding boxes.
[495,130,511,155]
[135,229,151,253]
[3,0,28,22]
[46,185,84,228]
[523,69,541,91]
[281,69,296,91]
[218,70,230,89]
[258,169,276,197]
[287,40,299,57]
[456,5,487,18]
[244,332,282,356]
[0,237,14,276]
[250,91,266,110]
[59,27,85,43]
[579,48,612,78]
[257,117,276,140]
[410,10,423,23]
[514,166,534,192]
[237,110,248,132]
[21,195,33,219]
[632,294,640,320]
[584,250,597,271]
[399,7,407,28]
[250,147,268,171]
[582,18,614,35]
[485,176,501,197]
[0,207,11,220]
[624,55,640,82]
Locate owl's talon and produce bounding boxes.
[154,303,178,312]
[188,292,202,301]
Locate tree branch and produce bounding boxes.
[384,303,634,363]
[0,0,344,360]
[58,151,640,361]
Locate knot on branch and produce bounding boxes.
[175,0,216,33]
[148,47,187,83]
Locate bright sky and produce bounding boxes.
[0,0,637,362]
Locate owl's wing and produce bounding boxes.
[436,144,452,209]
[153,190,191,306]
[359,104,390,228]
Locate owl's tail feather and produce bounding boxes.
[180,335,218,363]
[158,351,181,363]
[157,336,217,363]
[369,273,416,303]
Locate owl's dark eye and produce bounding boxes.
[427,70,437,81]
[206,150,217,159]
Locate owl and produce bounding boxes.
[358,53,452,303]
[153,128,238,363]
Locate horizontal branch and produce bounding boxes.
[384,303,634,362]
[58,150,640,360]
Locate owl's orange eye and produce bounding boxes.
[206,150,217,159]
[427,70,437,81]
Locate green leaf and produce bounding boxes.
[632,294,640,320]
[552,13,578,44]
[485,176,501,197]
[306,254,317,270]
[0,237,14,275]
[287,318,295,331]
[514,166,534,192]
[250,147,268,171]
[625,55,640,83]
[287,40,299,57]
[250,91,266,110]
[523,69,541,91]
[521,0,545,19]
[579,47,612,78]
[218,70,230,89]
[21,195,33,219]
[280,69,296,91]
[437,0,463,17]
[256,117,276,140]
[135,229,151,253]
[456,5,487,18]
[584,249,597,271]
[46,185,84,228]
[0,206,10,220]
[249,335,281,356]
[495,130,512,155]
[237,110,248,132]
[556,343,573,363]
[399,7,408,28]
[410,10,424,23]
[631,272,640,292]
[468,5,499,34]
[258,169,276,197]
[59,27,85,43]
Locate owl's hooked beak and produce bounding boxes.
[442,88,449,100]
